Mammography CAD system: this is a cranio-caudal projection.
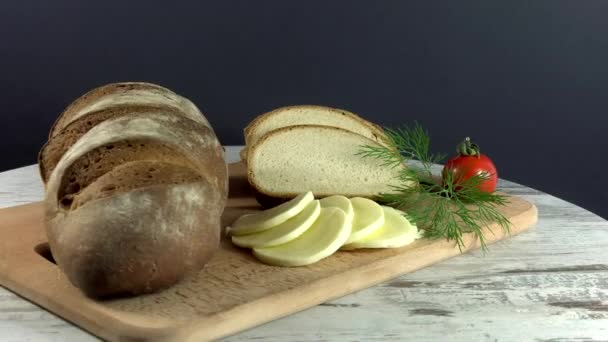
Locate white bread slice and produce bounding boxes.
[247,125,407,200]
[241,105,387,161]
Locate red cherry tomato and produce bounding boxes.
[442,137,498,193]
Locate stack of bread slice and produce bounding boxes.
[242,105,410,204]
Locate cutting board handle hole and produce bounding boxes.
[34,243,56,265]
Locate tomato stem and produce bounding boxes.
[457,137,481,157]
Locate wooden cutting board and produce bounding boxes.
[0,162,537,341]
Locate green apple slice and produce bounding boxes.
[343,206,420,249]
[229,191,314,235]
[232,200,321,248]
[344,197,384,244]
[252,207,350,266]
[319,195,354,223]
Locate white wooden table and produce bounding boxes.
[1,146,607,341]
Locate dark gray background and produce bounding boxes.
[1,1,607,219]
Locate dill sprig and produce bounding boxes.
[357,123,511,251]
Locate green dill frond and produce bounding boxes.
[356,144,404,169]
[383,123,446,167]
[359,123,511,251]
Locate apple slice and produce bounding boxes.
[229,191,314,235]
[252,207,350,266]
[343,206,420,249]
[345,197,384,244]
[231,200,321,248]
[319,195,354,223]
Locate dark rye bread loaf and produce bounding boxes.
[42,83,228,298]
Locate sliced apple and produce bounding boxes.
[319,195,354,223]
[345,197,384,244]
[229,191,314,235]
[231,200,321,248]
[343,206,420,249]
[252,207,350,266]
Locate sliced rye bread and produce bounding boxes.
[49,82,209,139]
[56,137,196,209]
[45,113,227,297]
[51,112,228,211]
[240,105,388,162]
[247,125,409,204]
[39,105,195,183]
